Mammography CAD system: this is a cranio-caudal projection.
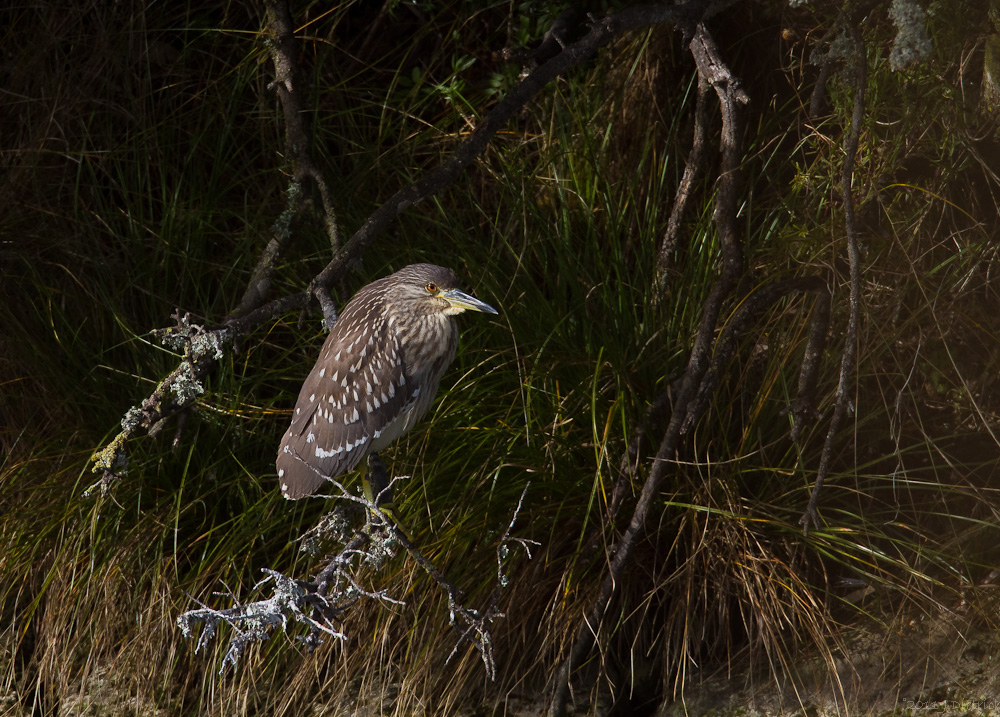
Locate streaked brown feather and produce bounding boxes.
[276,264,468,499]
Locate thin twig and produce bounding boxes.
[656,76,710,288]
[681,276,828,432]
[786,286,831,441]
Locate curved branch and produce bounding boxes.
[307,3,704,303]
[234,0,341,320]
[656,76,710,288]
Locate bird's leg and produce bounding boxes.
[363,453,412,541]
[365,452,392,507]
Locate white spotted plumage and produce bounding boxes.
[276,264,493,500]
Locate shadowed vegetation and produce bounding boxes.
[2,0,999,714]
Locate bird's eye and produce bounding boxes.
[426,282,438,293]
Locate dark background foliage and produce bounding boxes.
[2,0,999,714]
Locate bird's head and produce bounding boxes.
[389,264,498,318]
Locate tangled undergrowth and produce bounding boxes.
[2,1,999,715]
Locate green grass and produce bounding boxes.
[3,1,1000,715]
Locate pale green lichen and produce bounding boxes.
[90,431,128,471]
[188,326,227,361]
[170,361,206,403]
[271,179,302,240]
[889,0,932,70]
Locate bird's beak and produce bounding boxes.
[441,288,498,315]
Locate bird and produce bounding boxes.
[276,263,497,511]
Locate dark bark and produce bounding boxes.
[546,20,749,717]
[800,21,866,533]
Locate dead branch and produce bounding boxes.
[234,0,341,321]
[304,4,707,305]
[178,477,535,679]
[800,21,866,533]
[656,76,710,288]
[546,21,749,717]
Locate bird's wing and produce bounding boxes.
[276,309,417,499]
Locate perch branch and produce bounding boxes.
[178,472,535,679]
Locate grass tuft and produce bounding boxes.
[3,1,1000,714]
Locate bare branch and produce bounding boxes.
[656,77,710,289]
[443,484,538,679]
[786,286,832,440]
[681,276,829,433]
[306,3,704,304]
[177,569,355,673]
[234,0,341,321]
[546,21,749,716]
[800,21,867,533]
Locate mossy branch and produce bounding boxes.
[178,476,535,679]
[87,312,226,496]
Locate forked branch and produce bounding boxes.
[546,21,749,716]
[177,481,535,679]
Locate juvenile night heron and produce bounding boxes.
[276,263,497,506]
